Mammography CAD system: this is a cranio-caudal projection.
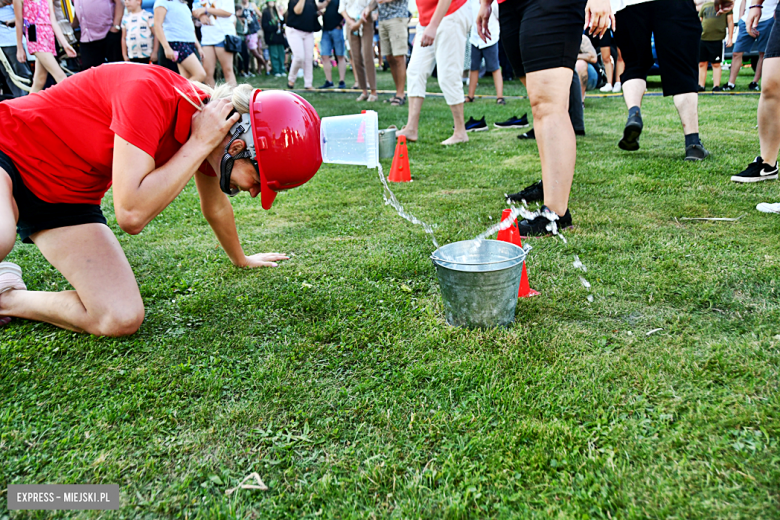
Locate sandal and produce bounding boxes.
[465,96,475,103]
[287,81,295,89]
[390,95,406,106]
[496,97,506,105]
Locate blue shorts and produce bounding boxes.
[470,42,500,72]
[734,17,775,53]
[586,63,598,90]
[321,27,345,56]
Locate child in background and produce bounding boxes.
[698,0,733,91]
[465,0,502,105]
[13,0,76,93]
[122,0,158,63]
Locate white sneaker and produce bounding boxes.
[612,82,622,93]
[756,202,780,213]
[0,261,26,294]
[600,83,613,93]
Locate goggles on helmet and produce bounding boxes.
[219,112,258,197]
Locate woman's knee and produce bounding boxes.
[92,303,145,337]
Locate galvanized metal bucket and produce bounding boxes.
[378,126,397,159]
[431,240,528,328]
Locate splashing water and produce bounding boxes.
[376,164,439,248]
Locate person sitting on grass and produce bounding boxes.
[465,0,503,105]
[575,33,599,99]
[0,63,322,335]
[698,0,733,92]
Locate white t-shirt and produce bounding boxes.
[610,0,656,13]
[194,0,237,46]
[740,0,778,23]
[469,0,499,49]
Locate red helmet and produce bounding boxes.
[247,90,322,210]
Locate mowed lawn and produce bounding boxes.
[1,66,779,519]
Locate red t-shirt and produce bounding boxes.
[416,0,467,27]
[0,63,216,206]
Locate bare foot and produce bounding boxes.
[441,133,469,146]
[397,125,418,142]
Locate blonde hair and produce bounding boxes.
[174,81,255,115]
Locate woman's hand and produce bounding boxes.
[238,253,290,268]
[191,98,241,152]
[16,46,25,63]
[475,0,492,43]
[64,43,77,58]
[420,23,437,47]
[164,46,176,61]
[585,0,614,38]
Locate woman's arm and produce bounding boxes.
[47,0,76,56]
[291,0,304,15]
[153,6,177,60]
[111,98,241,235]
[13,0,23,62]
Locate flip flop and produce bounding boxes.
[496,97,506,105]
[465,96,475,103]
[390,95,406,106]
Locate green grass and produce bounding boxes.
[1,66,779,519]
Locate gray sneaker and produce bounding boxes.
[685,144,710,161]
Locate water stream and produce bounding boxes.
[376,164,439,249]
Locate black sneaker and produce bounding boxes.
[338,80,346,88]
[685,144,710,161]
[517,128,535,140]
[506,180,543,203]
[722,83,736,91]
[731,156,779,182]
[618,112,643,151]
[575,129,586,136]
[319,80,334,89]
[698,85,705,92]
[495,113,529,129]
[517,205,573,237]
[749,81,760,91]
[712,86,723,92]
[465,116,488,132]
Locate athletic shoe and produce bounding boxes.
[506,179,543,203]
[599,83,613,93]
[618,112,643,151]
[712,86,723,92]
[575,129,586,136]
[319,80,334,89]
[466,116,488,132]
[517,205,573,237]
[698,85,705,92]
[731,156,779,182]
[756,202,780,213]
[338,80,346,88]
[0,262,26,294]
[612,82,622,93]
[722,83,736,91]
[494,113,529,129]
[517,128,535,140]
[749,81,760,91]
[685,144,710,161]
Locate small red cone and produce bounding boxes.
[496,209,540,298]
[388,135,411,182]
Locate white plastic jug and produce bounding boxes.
[320,110,379,169]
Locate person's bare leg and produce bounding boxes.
[0,224,144,336]
[0,167,18,262]
[468,69,478,99]
[575,60,588,99]
[322,53,333,83]
[215,46,237,86]
[388,54,405,98]
[201,45,217,87]
[729,52,743,85]
[615,49,625,82]
[397,96,423,141]
[712,62,722,87]
[754,52,765,83]
[526,67,576,217]
[493,69,503,99]
[442,102,468,145]
[178,54,207,82]
[602,46,613,84]
[622,78,646,109]
[337,55,347,84]
[758,57,780,164]
[35,52,67,84]
[29,57,49,93]
[673,92,699,135]
[699,62,708,88]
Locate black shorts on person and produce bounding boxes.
[591,28,613,49]
[699,40,724,64]
[168,41,198,64]
[498,0,587,78]
[765,2,780,59]
[615,0,700,97]
[0,149,107,244]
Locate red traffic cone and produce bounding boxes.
[388,135,411,182]
[495,209,540,298]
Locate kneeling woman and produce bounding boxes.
[0,63,322,336]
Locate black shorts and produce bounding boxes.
[699,40,724,64]
[0,149,107,244]
[498,0,587,78]
[615,0,700,97]
[591,29,613,49]
[765,2,780,59]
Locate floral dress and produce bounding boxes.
[24,0,55,54]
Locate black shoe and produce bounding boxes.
[517,128,535,140]
[517,205,573,237]
[495,113,529,129]
[465,116,488,132]
[722,83,736,91]
[575,129,586,136]
[698,85,705,92]
[618,112,643,151]
[685,144,710,161]
[712,86,723,92]
[749,81,760,91]
[506,180,543,203]
[731,156,779,182]
[319,80,334,89]
[338,80,346,88]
